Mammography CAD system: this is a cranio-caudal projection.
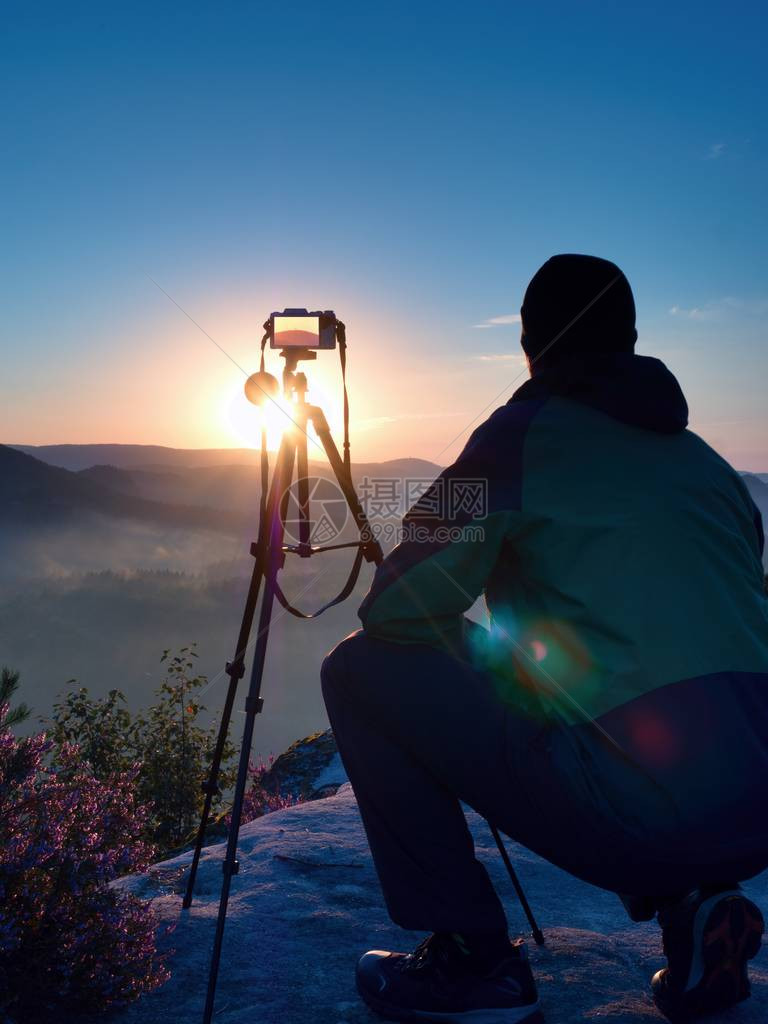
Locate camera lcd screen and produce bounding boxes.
[273,315,321,348]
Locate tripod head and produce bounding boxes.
[243,348,318,427]
[279,347,316,403]
[280,346,317,371]
[244,347,320,407]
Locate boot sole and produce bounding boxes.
[655,891,764,1020]
[357,981,543,1024]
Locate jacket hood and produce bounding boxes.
[510,352,689,434]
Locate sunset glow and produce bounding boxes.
[2,7,766,471]
[225,383,290,451]
[223,366,346,453]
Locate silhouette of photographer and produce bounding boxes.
[323,254,768,1023]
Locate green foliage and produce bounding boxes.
[133,646,236,854]
[0,666,31,730]
[46,646,236,858]
[49,686,137,777]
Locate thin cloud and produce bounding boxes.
[705,142,725,160]
[356,416,398,431]
[472,353,527,363]
[669,296,768,322]
[668,304,715,321]
[356,411,465,432]
[472,313,522,329]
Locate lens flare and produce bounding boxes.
[225,379,294,450]
[530,639,548,663]
[627,710,683,767]
[223,359,346,453]
[258,395,296,449]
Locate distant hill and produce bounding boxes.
[0,445,244,532]
[10,443,443,478]
[85,458,443,514]
[742,473,768,497]
[6,443,766,534]
[76,464,143,495]
[5,445,444,517]
[9,441,766,520]
[8,443,265,471]
[742,473,768,525]
[0,445,446,583]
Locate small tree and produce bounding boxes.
[0,704,169,1022]
[0,667,30,731]
[132,646,235,854]
[48,685,137,777]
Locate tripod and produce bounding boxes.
[186,346,543,1024]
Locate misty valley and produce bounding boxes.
[0,444,445,758]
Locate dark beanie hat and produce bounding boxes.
[520,254,637,370]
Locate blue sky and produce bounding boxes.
[2,1,766,467]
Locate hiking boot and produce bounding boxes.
[355,931,542,1023]
[652,886,764,1021]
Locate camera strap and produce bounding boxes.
[257,328,270,543]
[255,318,367,618]
[271,544,365,619]
[336,320,351,474]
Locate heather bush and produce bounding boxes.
[0,703,169,1023]
[234,754,296,825]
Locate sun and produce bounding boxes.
[223,377,291,451]
[222,370,345,453]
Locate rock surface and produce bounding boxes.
[261,728,347,801]
[113,783,767,1024]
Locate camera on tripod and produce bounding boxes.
[268,308,338,350]
[192,306,539,1023]
[245,309,340,407]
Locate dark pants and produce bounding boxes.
[321,630,759,934]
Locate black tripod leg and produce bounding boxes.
[182,653,249,908]
[489,823,545,945]
[202,434,296,1024]
[295,424,311,554]
[183,499,272,907]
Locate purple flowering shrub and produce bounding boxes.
[234,755,296,825]
[0,703,170,1023]
[48,646,236,857]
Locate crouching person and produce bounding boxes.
[322,254,768,1023]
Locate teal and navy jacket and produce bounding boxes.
[359,353,768,859]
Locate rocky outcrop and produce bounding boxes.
[261,728,346,801]
[114,783,768,1024]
